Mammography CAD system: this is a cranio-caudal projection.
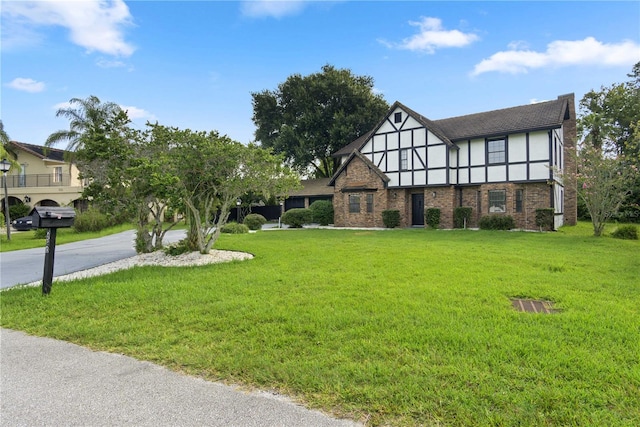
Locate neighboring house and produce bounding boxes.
[329,94,577,230]
[2,141,85,213]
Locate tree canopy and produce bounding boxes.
[576,62,640,233]
[47,95,300,253]
[252,64,389,177]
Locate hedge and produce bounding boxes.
[382,210,400,228]
[281,208,312,228]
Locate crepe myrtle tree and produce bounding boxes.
[573,141,638,237]
[165,126,300,253]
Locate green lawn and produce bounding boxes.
[1,223,638,426]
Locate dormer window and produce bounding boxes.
[394,112,402,123]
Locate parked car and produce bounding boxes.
[12,216,34,231]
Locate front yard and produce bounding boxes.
[1,223,638,426]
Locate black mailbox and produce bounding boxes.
[30,207,76,229]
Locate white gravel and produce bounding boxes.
[24,249,254,287]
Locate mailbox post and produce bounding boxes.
[29,207,76,295]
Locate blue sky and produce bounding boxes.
[2,1,639,149]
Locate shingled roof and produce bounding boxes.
[9,141,67,163]
[333,95,572,156]
[433,96,570,141]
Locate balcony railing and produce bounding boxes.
[2,174,74,188]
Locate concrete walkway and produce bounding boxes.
[0,329,361,427]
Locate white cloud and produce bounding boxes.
[120,105,156,122]
[381,16,479,54]
[240,1,306,18]
[7,77,45,93]
[472,37,640,76]
[1,0,135,57]
[96,58,127,68]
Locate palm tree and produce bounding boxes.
[45,95,124,151]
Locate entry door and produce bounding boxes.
[411,193,424,226]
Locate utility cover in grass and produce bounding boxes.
[511,298,558,314]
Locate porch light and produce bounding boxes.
[1,159,11,241]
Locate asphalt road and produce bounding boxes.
[1,230,361,426]
[0,329,360,427]
[0,229,186,289]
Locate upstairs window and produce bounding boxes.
[349,194,360,213]
[489,190,506,213]
[487,138,506,164]
[53,167,63,183]
[400,149,409,171]
[394,112,402,123]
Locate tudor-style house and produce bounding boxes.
[329,94,577,230]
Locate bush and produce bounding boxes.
[382,210,400,228]
[479,215,515,230]
[309,200,334,226]
[535,208,555,231]
[611,224,638,240]
[453,207,472,228]
[221,222,249,234]
[33,228,48,239]
[164,239,193,256]
[0,211,4,227]
[425,208,441,229]
[9,203,30,221]
[281,208,312,228]
[243,213,267,230]
[72,208,110,232]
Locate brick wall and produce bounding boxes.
[457,183,553,229]
[560,93,577,225]
[332,155,388,228]
[424,186,456,228]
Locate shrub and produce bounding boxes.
[281,208,312,228]
[33,228,48,239]
[309,200,334,226]
[611,224,638,240]
[453,207,472,228]
[0,211,4,227]
[382,210,400,228]
[425,208,441,229]
[9,203,30,221]
[164,239,193,256]
[535,208,555,231]
[479,215,515,230]
[72,208,110,232]
[221,222,249,234]
[243,213,267,230]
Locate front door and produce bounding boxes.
[411,193,424,226]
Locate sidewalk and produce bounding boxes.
[0,329,361,427]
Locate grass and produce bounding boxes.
[1,222,639,426]
[0,223,135,252]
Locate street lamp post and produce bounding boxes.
[236,199,241,223]
[0,159,11,241]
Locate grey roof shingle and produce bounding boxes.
[433,97,569,141]
[332,95,571,156]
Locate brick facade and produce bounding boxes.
[560,93,578,225]
[332,155,388,228]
